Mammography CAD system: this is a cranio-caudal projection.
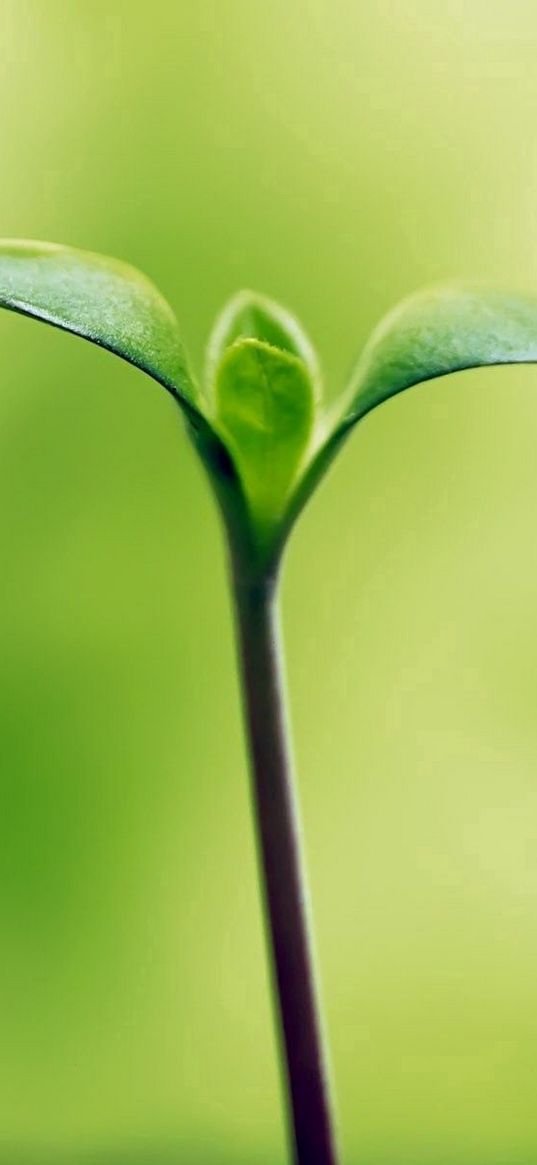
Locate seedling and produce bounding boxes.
[2,241,537,1165]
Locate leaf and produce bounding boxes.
[343,283,537,427]
[215,337,315,535]
[277,283,537,553]
[205,289,321,400]
[0,239,198,412]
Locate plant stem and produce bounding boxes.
[230,559,339,1165]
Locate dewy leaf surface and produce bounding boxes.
[343,283,537,427]
[0,239,198,411]
[215,337,315,534]
[206,289,321,400]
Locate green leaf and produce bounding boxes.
[0,239,198,412]
[206,289,321,400]
[215,337,315,536]
[277,283,537,554]
[343,283,537,427]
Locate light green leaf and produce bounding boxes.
[344,283,537,427]
[0,239,198,412]
[215,337,315,535]
[206,289,321,400]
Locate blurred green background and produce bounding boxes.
[1,1,537,1162]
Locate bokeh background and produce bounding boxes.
[1,1,537,1162]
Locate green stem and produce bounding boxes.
[230,557,339,1165]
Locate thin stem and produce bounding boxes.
[230,560,339,1165]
